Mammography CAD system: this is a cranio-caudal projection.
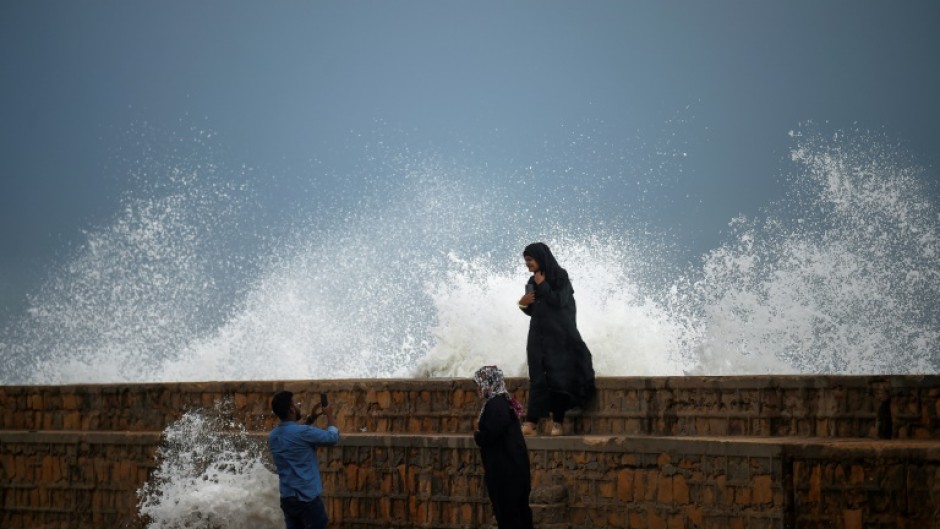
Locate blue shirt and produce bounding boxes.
[269,421,340,501]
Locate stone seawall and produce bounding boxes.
[2,376,940,528]
[4,376,938,438]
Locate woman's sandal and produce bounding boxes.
[521,421,538,436]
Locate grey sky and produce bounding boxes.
[2,1,939,323]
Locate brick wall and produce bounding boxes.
[788,441,940,529]
[3,376,939,438]
[2,376,940,528]
[316,435,788,529]
[2,432,794,529]
[581,376,940,439]
[8,432,936,529]
[0,431,158,529]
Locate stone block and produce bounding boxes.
[808,464,821,503]
[639,472,658,502]
[452,388,466,408]
[735,485,752,505]
[232,392,248,410]
[663,514,683,529]
[848,464,865,485]
[753,474,773,504]
[607,509,627,528]
[700,484,716,505]
[657,475,673,503]
[41,455,61,483]
[716,475,734,507]
[840,508,863,529]
[376,390,392,409]
[648,508,668,529]
[529,485,568,505]
[598,479,615,498]
[617,469,634,502]
[709,418,728,434]
[673,474,690,505]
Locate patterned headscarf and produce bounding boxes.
[473,365,524,421]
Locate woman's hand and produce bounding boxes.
[518,292,535,306]
[534,271,545,284]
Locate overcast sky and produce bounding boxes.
[2,1,939,323]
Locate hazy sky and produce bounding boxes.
[2,1,939,321]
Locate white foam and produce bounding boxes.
[138,403,283,529]
[2,129,938,383]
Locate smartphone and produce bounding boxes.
[320,392,329,408]
[525,284,535,294]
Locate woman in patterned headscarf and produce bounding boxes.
[517,242,596,436]
[472,365,533,529]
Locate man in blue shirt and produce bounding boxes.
[269,390,340,529]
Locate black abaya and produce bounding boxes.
[520,243,596,420]
[473,396,534,529]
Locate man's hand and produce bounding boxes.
[534,271,545,284]
[320,402,336,427]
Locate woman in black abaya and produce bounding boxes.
[472,365,534,529]
[517,242,596,436]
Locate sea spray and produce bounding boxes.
[415,234,691,378]
[137,400,282,529]
[0,147,261,384]
[675,129,940,373]
[154,162,511,381]
[2,128,937,383]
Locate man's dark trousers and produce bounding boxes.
[280,495,328,529]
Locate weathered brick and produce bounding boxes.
[849,464,865,485]
[808,464,821,502]
[658,475,673,503]
[607,510,627,528]
[843,509,862,529]
[701,483,716,505]
[375,390,391,409]
[674,474,690,504]
[736,485,752,505]
[667,513,685,529]
[753,474,773,504]
[648,508,668,529]
[628,510,645,529]
[4,377,940,529]
[598,479,615,498]
[617,468,634,501]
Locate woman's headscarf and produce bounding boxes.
[523,242,569,288]
[473,365,524,421]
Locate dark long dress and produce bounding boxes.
[521,273,596,418]
[473,396,534,529]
